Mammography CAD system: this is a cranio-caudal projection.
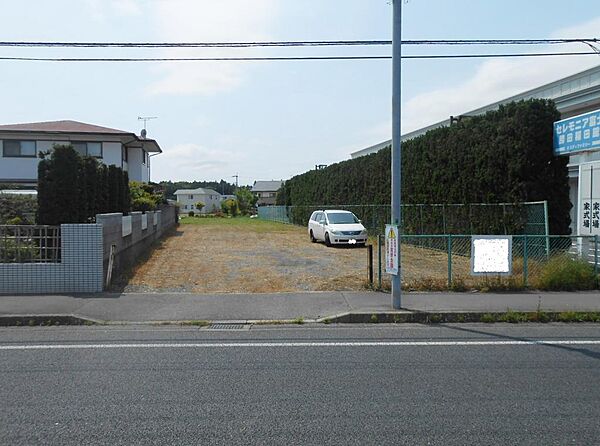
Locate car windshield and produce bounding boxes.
[327,212,358,224]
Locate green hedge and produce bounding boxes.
[37,145,130,225]
[279,99,570,234]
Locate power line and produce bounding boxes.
[0,51,598,62]
[0,38,598,48]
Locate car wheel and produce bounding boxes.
[309,230,316,243]
[325,233,332,247]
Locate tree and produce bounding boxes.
[195,202,205,213]
[37,144,131,224]
[37,145,82,225]
[221,198,239,216]
[235,188,258,215]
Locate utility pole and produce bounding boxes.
[391,0,402,309]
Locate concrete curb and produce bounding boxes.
[1,310,599,326]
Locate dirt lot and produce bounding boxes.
[122,217,469,293]
[123,217,371,293]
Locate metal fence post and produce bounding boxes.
[378,234,383,289]
[595,235,599,287]
[523,235,529,288]
[447,235,453,289]
[367,244,374,286]
[543,200,550,258]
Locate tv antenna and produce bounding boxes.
[138,116,158,131]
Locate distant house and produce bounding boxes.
[0,120,162,186]
[175,188,222,214]
[252,180,284,206]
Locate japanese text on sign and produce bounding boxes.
[554,109,600,155]
[385,225,399,276]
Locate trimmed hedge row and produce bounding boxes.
[278,99,571,234]
[37,145,130,225]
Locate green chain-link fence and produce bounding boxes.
[258,201,549,236]
[372,234,599,291]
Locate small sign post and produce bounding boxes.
[385,224,399,276]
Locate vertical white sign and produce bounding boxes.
[579,162,600,236]
[385,224,399,275]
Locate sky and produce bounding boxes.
[0,0,599,185]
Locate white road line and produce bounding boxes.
[1,340,600,350]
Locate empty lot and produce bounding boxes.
[123,217,371,293]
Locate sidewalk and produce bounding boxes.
[0,291,600,323]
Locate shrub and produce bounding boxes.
[534,255,596,291]
[188,211,195,217]
[132,196,157,213]
[221,198,239,216]
[0,195,36,224]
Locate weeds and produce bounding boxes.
[534,256,596,291]
[480,313,497,323]
[292,317,305,325]
[498,309,528,323]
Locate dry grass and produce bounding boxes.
[125,218,372,293]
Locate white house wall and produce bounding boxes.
[103,142,122,167]
[177,193,223,214]
[0,134,135,183]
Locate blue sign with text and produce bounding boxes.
[554,109,600,156]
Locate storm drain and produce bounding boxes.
[205,323,251,331]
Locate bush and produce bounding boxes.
[534,256,596,291]
[221,198,239,216]
[0,195,36,224]
[37,145,130,224]
[132,196,157,213]
[129,181,163,213]
[188,211,195,217]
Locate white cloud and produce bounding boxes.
[146,0,279,96]
[85,0,141,21]
[402,16,600,133]
[152,143,244,181]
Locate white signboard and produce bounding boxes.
[471,236,512,276]
[385,224,399,275]
[578,162,600,235]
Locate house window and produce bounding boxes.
[72,142,103,158]
[122,146,128,162]
[189,195,194,200]
[142,150,148,165]
[269,193,276,198]
[2,140,36,157]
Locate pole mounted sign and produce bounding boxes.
[385,224,399,275]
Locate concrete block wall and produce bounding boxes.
[0,224,103,294]
[96,205,178,283]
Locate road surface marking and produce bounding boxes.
[1,340,600,350]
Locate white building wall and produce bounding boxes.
[127,147,143,182]
[177,193,223,214]
[103,142,122,167]
[0,136,131,183]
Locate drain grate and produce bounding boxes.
[205,324,250,330]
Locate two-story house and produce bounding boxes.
[174,188,223,214]
[252,180,284,206]
[0,120,162,186]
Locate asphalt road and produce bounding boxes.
[1,323,599,445]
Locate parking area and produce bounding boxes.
[123,217,371,293]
